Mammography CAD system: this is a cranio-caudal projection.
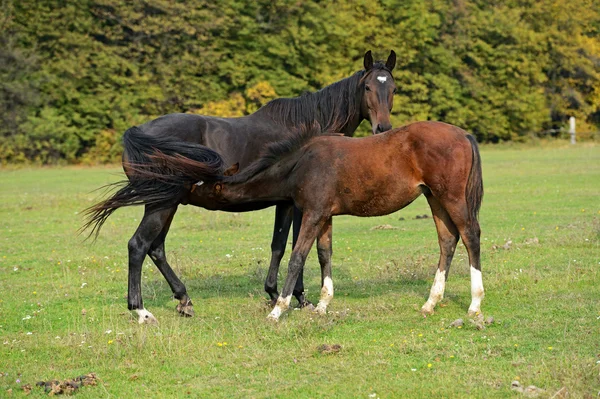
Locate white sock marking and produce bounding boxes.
[316,276,334,314]
[268,295,292,320]
[468,266,484,314]
[377,76,387,83]
[422,269,446,313]
[136,308,157,324]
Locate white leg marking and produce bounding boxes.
[267,295,292,321]
[136,308,158,324]
[315,276,334,314]
[468,265,484,315]
[421,269,446,314]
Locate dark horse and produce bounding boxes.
[84,50,397,323]
[118,121,484,321]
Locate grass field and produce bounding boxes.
[1,141,599,398]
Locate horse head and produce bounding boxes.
[360,50,397,134]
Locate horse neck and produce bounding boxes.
[257,73,364,135]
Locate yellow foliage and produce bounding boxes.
[245,81,278,114]
[190,81,278,117]
[191,92,246,118]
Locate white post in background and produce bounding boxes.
[569,116,576,144]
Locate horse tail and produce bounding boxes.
[465,134,483,222]
[81,126,224,239]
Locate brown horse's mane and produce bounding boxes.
[224,122,323,185]
[259,62,393,133]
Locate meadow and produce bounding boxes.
[0,141,599,398]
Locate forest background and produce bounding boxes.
[1,0,599,164]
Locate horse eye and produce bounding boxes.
[365,85,371,92]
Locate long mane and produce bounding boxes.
[259,62,392,133]
[224,123,323,184]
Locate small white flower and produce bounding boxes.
[26,332,32,335]
[22,315,31,320]
[13,267,18,271]
[225,254,232,258]
[369,394,377,398]
[105,330,112,334]
[80,283,87,288]
[411,368,417,372]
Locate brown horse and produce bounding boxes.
[129,121,484,321]
[83,51,397,323]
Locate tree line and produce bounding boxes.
[1,0,599,163]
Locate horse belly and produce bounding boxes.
[337,180,423,217]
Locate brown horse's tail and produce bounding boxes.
[81,126,224,239]
[465,134,483,222]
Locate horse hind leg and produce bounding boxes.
[127,205,178,324]
[436,196,484,318]
[146,206,194,318]
[421,193,460,316]
[264,204,294,305]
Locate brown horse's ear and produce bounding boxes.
[224,163,240,176]
[386,50,396,71]
[363,50,373,71]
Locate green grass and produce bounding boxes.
[1,142,599,398]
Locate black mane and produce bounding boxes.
[259,62,392,133]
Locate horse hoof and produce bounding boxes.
[314,305,327,315]
[303,303,316,311]
[136,309,158,324]
[468,311,485,330]
[266,313,280,322]
[176,303,194,318]
[420,306,434,317]
[296,300,314,310]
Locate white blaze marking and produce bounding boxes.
[136,308,157,324]
[422,269,446,313]
[316,276,334,314]
[468,266,484,314]
[377,76,387,83]
[267,295,292,320]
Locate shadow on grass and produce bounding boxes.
[125,261,478,313]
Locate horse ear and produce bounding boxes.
[223,162,240,176]
[363,50,373,71]
[386,50,396,71]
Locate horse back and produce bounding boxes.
[137,113,287,168]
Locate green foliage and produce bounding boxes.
[0,0,599,162]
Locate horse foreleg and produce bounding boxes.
[267,213,324,321]
[315,218,333,315]
[127,206,176,324]
[421,194,459,316]
[146,206,194,317]
[291,206,312,308]
[264,204,294,305]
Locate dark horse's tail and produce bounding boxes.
[81,126,224,239]
[465,134,484,222]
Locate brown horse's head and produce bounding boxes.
[360,50,397,134]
